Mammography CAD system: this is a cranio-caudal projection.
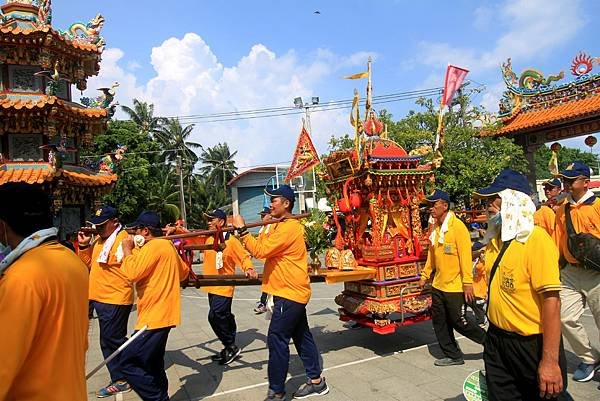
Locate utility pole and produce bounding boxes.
[176,154,187,227]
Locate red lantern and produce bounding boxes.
[350,190,362,208]
[337,199,351,213]
[585,135,597,148]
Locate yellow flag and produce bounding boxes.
[343,71,369,79]
[548,151,559,175]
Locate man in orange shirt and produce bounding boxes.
[233,185,328,400]
[554,161,600,382]
[202,209,257,365]
[78,205,133,397]
[0,183,89,401]
[120,211,189,401]
[533,178,562,236]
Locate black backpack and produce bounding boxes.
[565,203,600,272]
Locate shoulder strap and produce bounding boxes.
[564,203,577,236]
[486,239,513,311]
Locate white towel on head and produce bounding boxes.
[498,189,536,243]
[97,224,122,264]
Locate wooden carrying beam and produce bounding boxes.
[182,274,326,287]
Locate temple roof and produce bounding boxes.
[0,94,107,118]
[492,53,600,137]
[493,93,600,136]
[0,162,117,187]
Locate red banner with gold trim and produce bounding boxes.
[285,126,320,183]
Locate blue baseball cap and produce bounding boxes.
[203,209,227,221]
[265,184,295,203]
[426,189,451,203]
[88,205,118,225]
[558,161,591,179]
[542,178,562,188]
[126,211,161,229]
[475,169,531,196]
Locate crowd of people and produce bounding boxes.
[0,160,598,401]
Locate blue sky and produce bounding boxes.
[51,0,600,168]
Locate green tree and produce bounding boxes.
[198,143,239,192]
[146,166,181,224]
[120,99,163,138]
[155,118,201,165]
[534,145,599,180]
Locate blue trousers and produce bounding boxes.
[208,293,236,347]
[268,296,322,394]
[121,328,171,401]
[92,301,132,382]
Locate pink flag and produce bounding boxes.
[441,65,469,106]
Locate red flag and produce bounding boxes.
[285,126,320,183]
[441,65,469,106]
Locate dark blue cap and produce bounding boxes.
[475,169,531,196]
[204,209,227,220]
[265,184,295,203]
[126,211,161,229]
[558,161,591,179]
[426,189,450,203]
[543,178,562,188]
[88,205,118,225]
[258,207,271,215]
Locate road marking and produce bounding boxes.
[196,336,465,400]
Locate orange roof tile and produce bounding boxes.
[0,163,54,185]
[495,94,600,136]
[59,169,117,187]
[0,25,101,52]
[0,95,107,118]
[0,163,117,187]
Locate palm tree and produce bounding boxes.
[155,118,201,165]
[147,166,181,223]
[121,99,162,138]
[198,143,238,191]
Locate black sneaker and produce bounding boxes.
[265,389,286,400]
[292,377,329,399]
[219,344,241,365]
[210,348,226,362]
[434,357,464,367]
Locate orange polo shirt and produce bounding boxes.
[421,212,473,292]
[554,196,600,265]
[0,242,89,401]
[533,205,556,237]
[202,235,254,297]
[241,219,311,304]
[121,238,189,330]
[79,230,133,305]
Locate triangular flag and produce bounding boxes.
[549,150,559,176]
[441,64,469,106]
[285,126,320,183]
[343,71,369,80]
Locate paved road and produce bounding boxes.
[86,267,600,400]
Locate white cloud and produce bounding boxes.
[85,34,370,167]
[418,0,584,72]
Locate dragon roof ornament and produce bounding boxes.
[498,53,600,118]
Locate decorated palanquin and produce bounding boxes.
[0,1,119,236]
[321,121,435,334]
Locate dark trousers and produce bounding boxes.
[468,297,487,325]
[268,296,321,394]
[121,328,171,401]
[431,288,486,359]
[208,294,236,347]
[484,323,571,401]
[92,301,132,382]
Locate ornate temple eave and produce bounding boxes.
[0,25,102,53]
[0,161,117,187]
[0,94,107,118]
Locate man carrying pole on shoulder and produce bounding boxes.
[119,211,189,401]
[232,185,329,400]
[78,205,134,398]
[202,208,257,365]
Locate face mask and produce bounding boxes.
[481,212,502,245]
